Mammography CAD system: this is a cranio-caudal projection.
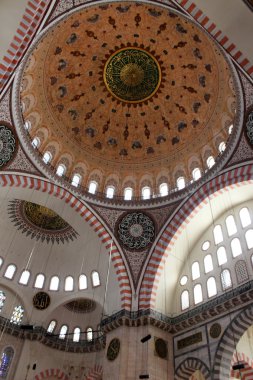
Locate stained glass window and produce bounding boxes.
[0,347,14,378]
[10,306,24,325]
[0,291,6,312]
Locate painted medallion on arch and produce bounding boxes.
[8,199,78,244]
[117,212,155,250]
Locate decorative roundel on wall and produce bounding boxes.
[154,337,168,359]
[107,338,120,361]
[118,212,155,250]
[33,292,51,310]
[209,323,222,339]
[246,110,253,146]
[0,125,15,167]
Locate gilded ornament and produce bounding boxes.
[104,48,161,103]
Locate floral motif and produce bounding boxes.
[118,212,155,250]
[246,111,253,145]
[8,199,78,244]
[0,125,15,167]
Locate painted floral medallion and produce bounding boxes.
[8,199,78,244]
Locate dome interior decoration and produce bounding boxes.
[7,199,78,244]
[17,1,238,201]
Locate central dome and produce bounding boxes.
[104,48,161,102]
[18,2,238,200]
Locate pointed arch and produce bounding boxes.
[175,358,211,380]
[213,305,253,379]
[0,173,131,310]
[34,368,69,380]
[139,165,253,309]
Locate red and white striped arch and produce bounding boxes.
[0,0,52,92]
[86,364,103,380]
[139,164,253,309]
[1,0,253,93]
[173,0,253,78]
[34,368,69,380]
[231,352,253,380]
[0,173,132,310]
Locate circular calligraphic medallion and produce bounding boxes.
[118,212,155,250]
[155,338,168,359]
[33,292,51,310]
[104,48,161,103]
[107,338,120,361]
[209,323,222,339]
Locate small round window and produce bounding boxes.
[202,241,210,251]
[180,276,188,286]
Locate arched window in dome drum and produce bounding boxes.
[206,156,215,168]
[218,141,226,153]
[56,164,66,177]
[47,320,56,333]
[193,284,203,305]
[10,306,24,325]
[91,271,100,287]
[192,168,201,181]
[0,291,6,312]
[228,124,233,134]
[159,183,168,196]
[4,264,16,280]
[106,186,115,199]
[177,176,185,190]
[245,229,253,249]
[59,325,68,339]
[142,186,151,200]
[88,181,97,194]
[221,269,232,290]
[34,273,45,289]
[71,174,81,187]
[204,254,213,273]
[124,187,133,201]
[86,327,93,342]
[73,327,81,342]
[31,137,40,149]
[0,347,14,378]
[213,225,223,245]
[207,277,217,298]
[217,246,227,266]
[231,238,242,258]
[239,207,251,228]
[225,215,237,237]
[24,120,31,131]
[65,276,74,291]
[79,274,87,290]
[42,151,52,165]
[19,270,30,285]
[181,290,189,310]
[191,262,200,280]
[49,276,59,291]
[0,257,3,268]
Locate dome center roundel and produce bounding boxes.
[104,48,161,102]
